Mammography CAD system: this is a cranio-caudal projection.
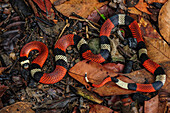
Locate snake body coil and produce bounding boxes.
[20,14,166,92]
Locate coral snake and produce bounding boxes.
[20,14,166,92]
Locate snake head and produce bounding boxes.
[20,57,30,69]
[22,62,30,69]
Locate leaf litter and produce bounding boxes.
[0,0,169,113]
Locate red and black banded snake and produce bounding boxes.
[20,14,166,92]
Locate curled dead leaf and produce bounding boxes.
[158,0,170,43]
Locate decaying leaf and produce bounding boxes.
[69,60,137,96]
[54,0,108,18]
[71,86,103,104]
[139,18,162,39]
[158,0,170,43]
[0,102,35,113]
[89,104,113,113]
[143,36,170,64]
[144,95,158,113]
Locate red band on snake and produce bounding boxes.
[20,14,166,92]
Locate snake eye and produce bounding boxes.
[23,63,29,69]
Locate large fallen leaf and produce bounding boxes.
[69,60,170,96]
[54,0,108,18]
[143,36,170,64]
[158,0,170,43]
[69,60,137,96]
[0,102,35,113]
[89,104,113,113]
[144,95,158,113]
[139,18,162,39]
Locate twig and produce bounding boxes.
[70,12,100,27]
[58,19,70,39]
[86,25,89,39]
[69,17,100,32]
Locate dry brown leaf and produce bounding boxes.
[0,102,35,113]
[144,95,159,113]
[89,104,113,113]
[158,101,167,113]
[54,0,108,18]
[128,7,142,15]
[143,36,170,64]
[158,0,170,43]
[103,63,124,73]
[139,18,162,39]
[69,60,137,96]
[135,0,152,14]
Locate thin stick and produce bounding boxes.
[69,17,100,32]
[57,19,70,40]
